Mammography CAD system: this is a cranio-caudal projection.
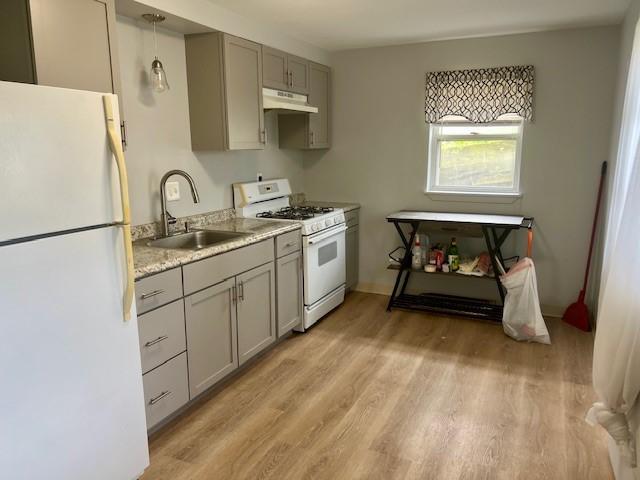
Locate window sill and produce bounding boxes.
[425,190,523,204]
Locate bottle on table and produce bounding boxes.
[447,237,460,272]
[412,236,423,270]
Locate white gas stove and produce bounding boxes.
[233,179,346,331]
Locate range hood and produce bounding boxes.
[262,88,318,113]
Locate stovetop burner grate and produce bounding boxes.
[256,205,334,220]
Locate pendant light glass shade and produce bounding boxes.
[151,57,169,92]
[142,13,169,93]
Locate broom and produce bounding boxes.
[562,161,607,331]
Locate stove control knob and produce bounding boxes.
[326,217,334,226]
[312,224,319,232]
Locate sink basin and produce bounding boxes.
[147,230,248,250]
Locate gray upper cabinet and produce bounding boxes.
[262,47,309,94]
[276,250,303,337]
[236,262,276,366]
[0,0,36,84]
[185,32,265,151]
[307,62,331,148]
[185,278,238,398]
[287,55,309,94]
[278,62,331,150]
[262,46,289,91]
[0,0,125,130]
[1,0,122,96]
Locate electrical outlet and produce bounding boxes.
[165,181,180,202]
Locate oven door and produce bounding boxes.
[303,224,347,306]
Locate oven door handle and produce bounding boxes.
[305,224,347,245]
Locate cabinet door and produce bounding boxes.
[276,251,302,337]
[308,62,330,148]
[287,55,309,94]
[346,225,359,291]
[185,278,238,398]
[28,0,121,96]
[262,46,288,91]
[236,262,276,365]
[0,0,36,83]
[222,34,265,150]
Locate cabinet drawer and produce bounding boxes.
[135,268,183,314]
[138,300,186,374]
[142,352,189,430]
[183,239,275,295]
[345,209,359,228]
[276,230,301,258]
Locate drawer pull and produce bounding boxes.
[284,242,296,248]
[144,335,169,347]
[140,289,165,300]
[149,390,172,405]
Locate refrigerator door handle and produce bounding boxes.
[103,95,134,321]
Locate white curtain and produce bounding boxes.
[588,16,640,473]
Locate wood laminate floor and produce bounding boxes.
[141,292,612,480]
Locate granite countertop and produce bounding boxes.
[301,200,360,212]
[133,218,300,280]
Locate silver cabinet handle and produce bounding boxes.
[288,71,293,88]
[232,285,237,305]
[149,390,171,405]
[260,128,266,144]
[140,289,165,300]
[239,281,245,301]
[310,131,315,146]
[284,242,296,248]
[144,335,168,347]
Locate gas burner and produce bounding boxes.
[256,205,334,220]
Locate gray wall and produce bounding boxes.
[116,16,306,225]
[304,26,621,313]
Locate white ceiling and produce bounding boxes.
[207,0,631,51]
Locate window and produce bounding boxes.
[427,115,523,195]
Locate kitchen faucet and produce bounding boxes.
[160,170,200,237]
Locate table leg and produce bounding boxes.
[482,226,506,303]
[387,221,417,311]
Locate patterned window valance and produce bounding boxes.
[425,65,535,124]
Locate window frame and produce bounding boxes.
[426,117,524,196]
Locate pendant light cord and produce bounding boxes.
[153,21,158,59]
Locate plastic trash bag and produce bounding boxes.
[499,257,551,344]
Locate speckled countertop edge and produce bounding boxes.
[133,218,301,280]
[300,200,361,212]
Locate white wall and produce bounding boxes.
[304,26,621,313]
[116,16,306,225]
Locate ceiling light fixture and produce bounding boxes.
[142,13,170,93]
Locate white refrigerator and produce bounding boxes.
[0,81,149,479]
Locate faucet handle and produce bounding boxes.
[184,221,191,233]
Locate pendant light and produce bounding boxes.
[142,13,170,93]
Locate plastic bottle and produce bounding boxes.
[412,236,423,270]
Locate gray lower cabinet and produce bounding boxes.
[236,262,276,365]
[278,62,331,149]
[138,299,187,374]
[185,32,265,151]
[276,250,303,337]
[185,278,238,398]
[142,352,190,430]
[345,209,360,291]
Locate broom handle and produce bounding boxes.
[582,161,607,293]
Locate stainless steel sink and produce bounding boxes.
[146,230,248,250]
